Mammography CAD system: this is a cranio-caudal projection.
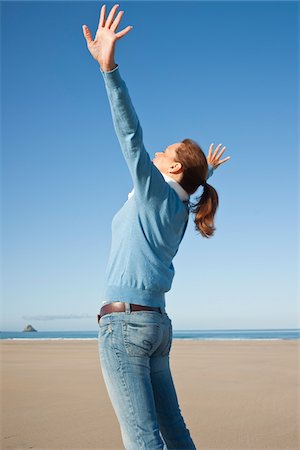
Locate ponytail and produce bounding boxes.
[189,182,219,238]
[175,138,219,238]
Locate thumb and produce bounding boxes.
[82,25,93,44]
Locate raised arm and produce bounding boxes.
[82,3,169,201]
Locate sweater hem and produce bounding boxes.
[103,285,166,308]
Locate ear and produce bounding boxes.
[168,162,183,174]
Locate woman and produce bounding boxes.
[82,4,230,449]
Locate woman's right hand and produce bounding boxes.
[82,3,133,71]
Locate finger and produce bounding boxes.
[82,25,93,44]
[207,143,213,160]
[111,10,124,32]
[105,3,120,28]
[218,156,231,165]
[215,146,226,159]
[212,143,222,159]
[98,4,106,28]
[116,25,133,39]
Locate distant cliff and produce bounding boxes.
[23,324,37,332]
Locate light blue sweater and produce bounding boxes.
[100,65,214,308]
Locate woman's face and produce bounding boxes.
[152,143,182,175]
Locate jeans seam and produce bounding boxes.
[114,350,150,449]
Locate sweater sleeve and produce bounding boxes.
[207,163,214,180]
[100,65,169,203]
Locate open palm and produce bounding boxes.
[207,143,230,169]
[82,4,132,69]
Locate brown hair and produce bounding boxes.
[175,138,219,238]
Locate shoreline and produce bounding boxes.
[0,337,300,342]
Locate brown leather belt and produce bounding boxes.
[97,301,163,323]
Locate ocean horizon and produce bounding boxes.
[1,329,299,341]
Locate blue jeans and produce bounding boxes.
[97,303,196,450]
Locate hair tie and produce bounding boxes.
[202,180,207,188]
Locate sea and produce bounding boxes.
[1,329,300,340]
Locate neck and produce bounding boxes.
[162,171,183,184]
[160,173,189,202]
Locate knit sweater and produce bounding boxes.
[100,65,214,308]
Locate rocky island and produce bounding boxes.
[23,324,37,332]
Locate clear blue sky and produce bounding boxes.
[2,1,299,331]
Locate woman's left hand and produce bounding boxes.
[207,143,230,169]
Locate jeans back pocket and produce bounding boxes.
[122,321,162,357]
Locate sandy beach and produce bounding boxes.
[1,339,299,450]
